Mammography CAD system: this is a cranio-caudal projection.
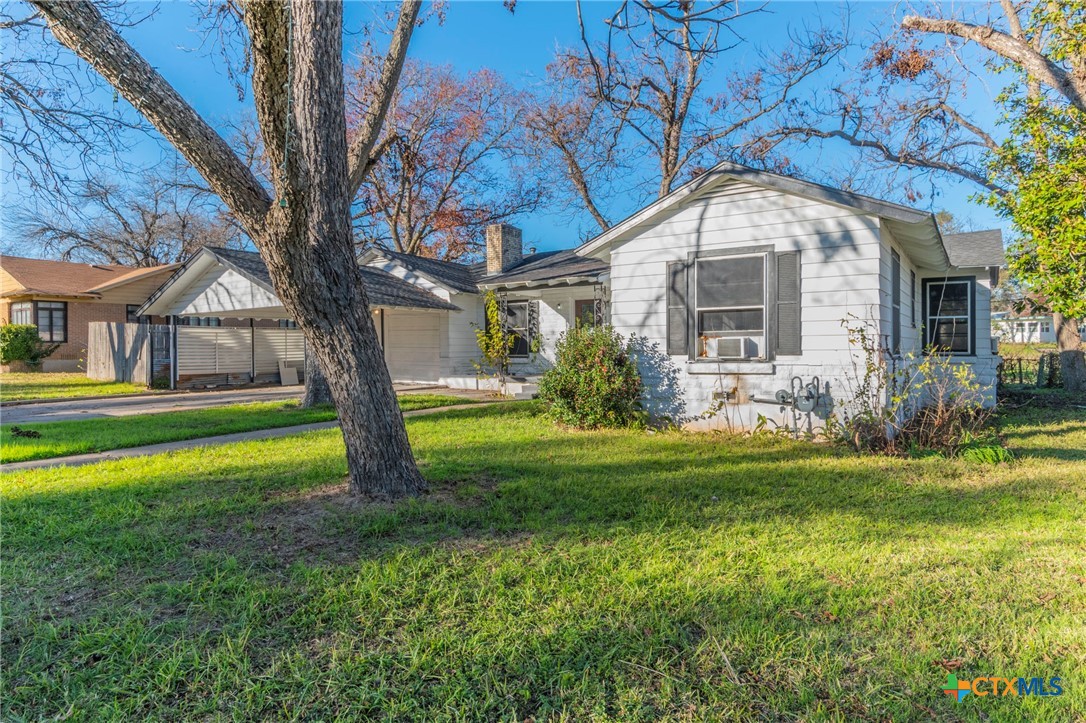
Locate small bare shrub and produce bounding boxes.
[830,316,998,457]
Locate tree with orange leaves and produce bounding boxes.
[347,61,543,260]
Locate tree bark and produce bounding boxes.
[33,0,427,498]
[302,348,333,407]
[245,0,426,497]
[1054,313,1086,394]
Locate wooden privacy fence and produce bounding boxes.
[87,322,305,388]
[86,322,169,385]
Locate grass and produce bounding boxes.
[1,394,479,464]
[999,341,1059,359]
[3,399,1084,721]
[0,373,147,402]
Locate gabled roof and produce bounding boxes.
[942,230,1005,268]
[0,255,176,298]
[141,247,459,317]
[478,250,608,288]
[208,247,460,312]
[575,160,951,269]
[361,248,482,294]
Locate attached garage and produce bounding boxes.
[379,309,442,383]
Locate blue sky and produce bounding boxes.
[4,1,1006,255]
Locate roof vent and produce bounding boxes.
[528,246,537,255]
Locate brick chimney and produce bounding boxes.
[486,223,523,275]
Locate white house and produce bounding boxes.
[140,161,1006,429]
[992,313,1086,344]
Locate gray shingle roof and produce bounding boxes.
[207,247,459,311]
[370,249,482,294]
[942,230,1005,268]
[480,250,608,286]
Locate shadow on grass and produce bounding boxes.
[6,404,1074,571]
[4,403,1083,720]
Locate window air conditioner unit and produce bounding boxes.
[707,337,754,359]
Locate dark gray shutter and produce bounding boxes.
[775,251,801,356]
[528,300,539,339]
[910,269,917,326]
[666,261,688,355]
[891,251,901,355]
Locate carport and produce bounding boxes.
[138,246,460,388]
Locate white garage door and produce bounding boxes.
[381,309,441,383]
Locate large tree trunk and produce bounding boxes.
[251,1,426,497]
[302,350,333,407]
[32,0,427,498]
[1054,313,1086,394]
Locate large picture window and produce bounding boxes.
[924,278,974,355]
[35,301,67,342]
[695,253,766,359]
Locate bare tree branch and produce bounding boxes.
[32,0,272,231]
[902,13,1086,113]
[346,0,420,195]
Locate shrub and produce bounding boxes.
[830,316,999,458]
[0,324,59,367]
[472,291,517,391]
[538,325,642,428]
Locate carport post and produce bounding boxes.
[249,319,256,383]
[169,315,177,390]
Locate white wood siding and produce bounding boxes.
[175,267,283,318]
[605,177,883,429]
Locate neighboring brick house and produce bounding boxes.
[0,256,178,371]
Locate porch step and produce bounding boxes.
[511,384,538,400]
[503,379,539,400]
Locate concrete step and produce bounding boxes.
[505,381,539,400]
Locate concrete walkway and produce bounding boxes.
[3,402,499,474]
[1,386,305,425]
[1,384,491,425]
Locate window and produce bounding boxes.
[1041,322,1051,333]
[178,316,221,327]
[278,319,298,329]
[695,254,766,358]
[890,250,901,355]
[574,299,599,328]
[924,278,974,355]
[35,301,67,342]
[504,301,530,357]
[126,305,145,324]
[10,302,31,325]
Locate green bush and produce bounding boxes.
[0,324,59,367]
[538,325,642,428]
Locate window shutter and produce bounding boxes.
[775,251,801,356]
[891,251,901,355]
[910,269,917,326]
[528,300,540,340]
[666,261,688,355]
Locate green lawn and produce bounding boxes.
[0,373,147,402]
[3,400,1084,721]
[999,341,1059,359]
[1,395,479,464]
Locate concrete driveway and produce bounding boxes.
[1,386,304,425]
